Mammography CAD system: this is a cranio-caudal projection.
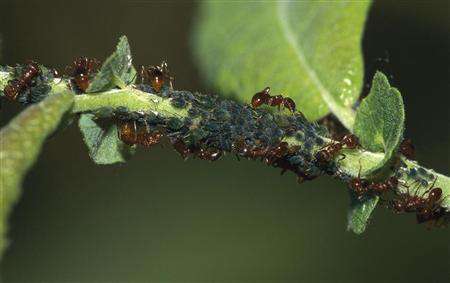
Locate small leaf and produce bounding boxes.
[78,113,135,164]
[0,91,74,258]
[353,72,405,175]
[347,194,379,234]
[86,35,136,93]
[192,1,371,128]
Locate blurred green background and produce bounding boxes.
[0,0,449,282]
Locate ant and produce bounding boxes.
[251,87,296,113]
[348,160,398,199]
[140,61,173,92]
[172,139,192,160]
[368,176,399,195]
[137,128,163,147]
[4,61,41,101]
[399,138,415,159]
[118,121,137,146]
[231,139,268,160]
[66,57,100,92]
[271,156,317,183]
[117,120,163,147]
[390,177,446,226]
[315,134,359,164]
[264,142,290,165]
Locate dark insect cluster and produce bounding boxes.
[390,179,448,229]
[114,62,328,182]
[251,87,296,113]
[66,57,100,93]
[2,61,55,105]
[348,169,399,200]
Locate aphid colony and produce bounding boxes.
[112,61,326,182]
[2,60,446,228]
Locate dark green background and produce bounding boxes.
[0,1,449,282]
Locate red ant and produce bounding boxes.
[117,120,163,147]
[231,139,268,160]
[348,160,398,199]
[368,176,399,195]
[66,57,100,92]
[4,61,41,100]
[172,139,192,160]
[118,121,137,146]
[140,61,173,92]
[315,134,359,164]
[399,138,415,159]
[137,129,163,147]
[271,157,316,183]
[251,87,296,113]
[264,142,290,165]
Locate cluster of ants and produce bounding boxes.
[3,57,173,100]
[318,134,446,228]
[2,59,447,228]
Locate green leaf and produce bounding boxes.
[78,113,135,165]
[0,91,74,258]
[347,194,379,234]
[86,35,137,93]
[353,72,405,175]
[192,1,371,128]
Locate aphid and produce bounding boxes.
[399,138,415,159]
[67,57,100,92]
[4,61,41,100]
[140,61,173,92]
[348,167,369,200]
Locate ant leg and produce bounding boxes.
[140,66,146,84]
[421,176,438,197]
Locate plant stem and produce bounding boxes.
[0,70,449,211]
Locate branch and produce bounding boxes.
[0,64,448,238]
